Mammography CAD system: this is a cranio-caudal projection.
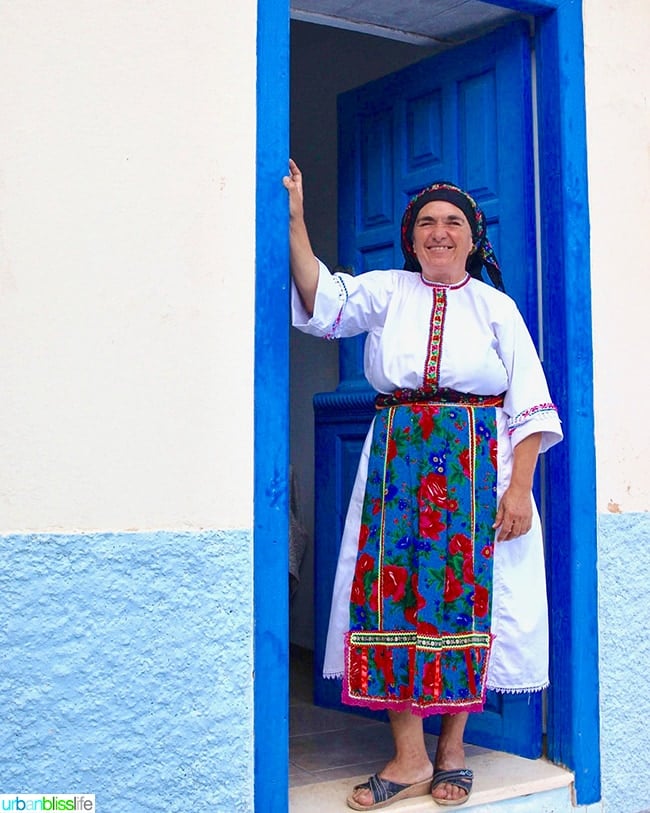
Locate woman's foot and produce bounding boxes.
[432,745,469,803]
[432,713,470,805]
[348,756,433,808]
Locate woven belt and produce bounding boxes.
[375,387,505,409]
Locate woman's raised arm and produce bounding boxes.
[283,159,319,315]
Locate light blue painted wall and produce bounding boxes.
[0,530,253,812]
[448,787,601,812]
[598,513,650,813]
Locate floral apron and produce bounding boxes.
[343,388,503,716]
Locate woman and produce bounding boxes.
[284,159,562,809]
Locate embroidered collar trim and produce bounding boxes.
[419,273,470,290]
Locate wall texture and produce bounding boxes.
[584,2,650,812]
[0,2,257,809]
[0,0,256,532]
[584,0,650,515]
[1,530,253,811]
[597,514,650,813]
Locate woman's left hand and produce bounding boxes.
[493,484,533,541]
[493,432,542,541]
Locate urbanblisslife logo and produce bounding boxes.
[0,796,95,811]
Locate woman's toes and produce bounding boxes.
[352,787,373,807]
[432,781,467,802]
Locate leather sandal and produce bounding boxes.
[431,767,473,806]
[346,772,433,810]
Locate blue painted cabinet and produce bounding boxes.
[314,22,545,758]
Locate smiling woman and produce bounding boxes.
[412,202,474,283]
[285,162,563,809]
[401,182,505,293]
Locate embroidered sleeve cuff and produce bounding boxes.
[290,260,349,338]
[508,402,557,431]
[508,404,563,452]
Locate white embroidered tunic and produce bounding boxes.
[292,262,563,692]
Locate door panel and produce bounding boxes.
[314,21,542,758]
[337,21,537,386]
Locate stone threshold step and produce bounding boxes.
[290,750,577,812]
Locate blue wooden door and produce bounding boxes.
[337,21,538,390]
[316,21,543,759]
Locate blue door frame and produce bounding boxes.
[254,0,600,809]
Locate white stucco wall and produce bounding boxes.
[584,0,650,515]
[584,3,650,811]
[0,0,256,532]
[0,4,257,810]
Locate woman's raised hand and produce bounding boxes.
[282,158,318,315]
[283,158,305,221]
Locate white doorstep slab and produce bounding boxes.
[290,751,574,812]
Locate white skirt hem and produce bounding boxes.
[486,681,549,694]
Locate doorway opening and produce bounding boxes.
[257,0,601,809]
[287,11,539,788]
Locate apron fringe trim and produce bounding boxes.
[487,680,549,694]
[340,691,486,717]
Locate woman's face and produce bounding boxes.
[411,200,473,283]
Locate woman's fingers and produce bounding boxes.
[499,520,530,541]
[494,488,532,540]
[283,160,302,191]
[283,159,305,220]
[498,517,532,540]
[285,158,302,185]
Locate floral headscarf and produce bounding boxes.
[400,181,505,292]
